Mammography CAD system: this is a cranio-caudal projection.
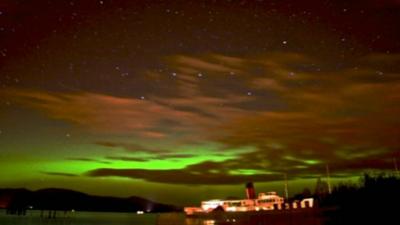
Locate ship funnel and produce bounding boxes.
[245,182,256,199]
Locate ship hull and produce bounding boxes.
[186,208,322,225]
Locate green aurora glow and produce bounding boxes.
[1,0,400,205]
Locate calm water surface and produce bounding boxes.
[0,209,327,225]
[0,210,167,225]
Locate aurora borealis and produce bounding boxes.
[1,0,400,205]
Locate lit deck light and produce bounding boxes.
[204,220,215,225]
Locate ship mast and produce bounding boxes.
[284,173,289,200]
[326,164,332,194]
[394,158,399,176]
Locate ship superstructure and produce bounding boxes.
[184,182,313,216]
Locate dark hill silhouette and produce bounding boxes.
[0,188,180,213]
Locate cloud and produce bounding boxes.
[3,52,400,184]
[105,156,150,162]
[172,55,240,74]
[86,147,398,184]
[86,167,283,185]
[252,78,288,92]
[208,53,400,182]
[2,89,241,140]
[105,153,194,162]
[2,79,251,145]
[66,157,111,165]
[95,141,174,153]
[42,172,78,177]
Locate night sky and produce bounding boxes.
[1,0,400,205]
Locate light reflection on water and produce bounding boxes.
[0,210,159,225]
[1,210,326,225]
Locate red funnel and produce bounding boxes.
[245,182,256,199]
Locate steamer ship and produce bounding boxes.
[184,182,313,216]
